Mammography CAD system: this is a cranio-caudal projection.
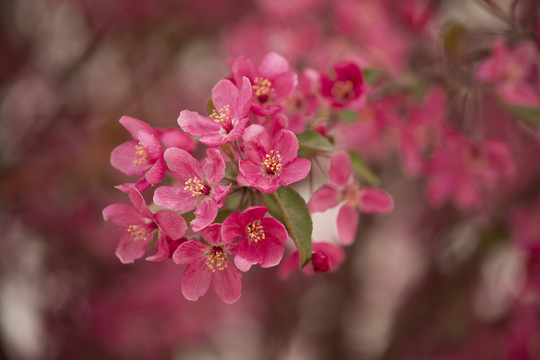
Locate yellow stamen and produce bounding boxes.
[252,77,273,98]
[331,80,353,100]
[264,150,282,175]
[127,225,148,241]
[246,222,265,243]
[210,105,231,126]
[132,142,148,166]
[206,248,227,273]
[184,177,208,197]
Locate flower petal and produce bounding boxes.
[110,141,150,176]
[242,124,271,163]
[158,128,196,152]
[119,116,154,139]
[103,204,147,227]
[259,52,290,79]
[145,156,166,186]
[273,129,299,164]
[138,129,162,160]
[115,231,151,264]
[191,199,218,232]
[173,240,207,264]
[236,77,253,117]
[308,185,339,213]
[279,158,311,187]
[153,186,197,212]
[178,110,220,137]
[212,265,242,304]
[212,79,239,112]
[153,210,187,240]
[200,148,226,185]
[127,186,152,219]
[181,258,212,301]
[200,223,223,246]
[221,212,246,244]
[358,188,394,214]
[163,147,200,180]
[329,151,352,187]
[336,204,358,246]
[145,232,170,262]
[260,217,288,244]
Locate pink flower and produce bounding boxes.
[476,39,540,107]
[153,147,231,231]
[232,52,297,116]
[221,206,288,271]
[178,77,252,147]
[111,116,195,192]
[173,223,241,304]
[320,60,368,109]
[239,124,311,193]
[103,187,187,263]
[308,151,393,245]
[279,242,345,277]
[283,68,321,133]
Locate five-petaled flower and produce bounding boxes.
[173,223,242,304]
[222,206,288,271]
[239,124,311,193]
[178,77,252,147]
[232,52,297,116]
[308,151,393,245]
[153,147,231,231]
[103,187,187,263]
[320,61,368,109]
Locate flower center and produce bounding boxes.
[206,247,227,272]
[132,142,148,165]
[246,221,265,243]
[343,184,359,207]
[127,225,149,241]
[210,104,233,132]
[253,77,273,102]
[331,80,354,100]
[264,150,282,176]
[184,177,210,197]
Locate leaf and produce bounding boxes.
[206,98,216,115]
[348,151,380,186]
[215,209,234,223]
[263,187,313,268]
[339,109,358,123]
[362,68,382,86]
[297,130,334,157]
[509,106,540,126]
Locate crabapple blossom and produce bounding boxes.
[320,60,368,109]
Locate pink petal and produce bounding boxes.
[260,217,288,244]
[234,256,254,272]
[238,206,268,226]
[153,210,187,240]
[153,186,198,212]
[212,79,239,112]
[146,232,170,262]
[239,159,281,193]
[181,258,213,301]
[279,158,311,186]
[119,116,154,139]
[163,147,200,180]
[259,52,290,79]
[213,183,232,204]
[336,204,359,246]
[145,156,166,186]
[232,55,256,84]
[102,204,148,227]
[221,212,246,244]
[271,71,297,101]
[329,151,352,187]
[308,185,339,213]
[115,232,151,264]
[212,265,242,304]
[173,240,207,264]
[199,134,230,147]
[259,238,285,268]
[127,187,152,219]
[138,129,162,160]
[191,199,218,232]
[358,188,394,214]
[200,223,223,246]
[201,148,226,185]
[234,238,265,270]
[312,242,345,271]
[114,177,150,193]
[279,252,300,278]
[273,129,299,164]
[110,141,150,176]
[158,128,196,152]
[178,110,220,137]
[242,124,271,163]
[236,77,253,117]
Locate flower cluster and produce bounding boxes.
[104,51,398,303]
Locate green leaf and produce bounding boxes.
[509,106,540,126]
[297,130,334,157]
[339,109,358,123]
[206,98,216,115]
[215,209,234,223]
[262,187,313,268]
[362,68,382,86]
[348,151,380,186]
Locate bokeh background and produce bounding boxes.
[1,0,540,359]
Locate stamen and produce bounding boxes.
[206,247,228,273]
[132,142,148,166]
[246,222,265,243]
[331,80,354,100]
[210,105,232,132]
[252,77,273,98]
[184,177,209,197]
[127,225,149,241]
[264,150,282,175]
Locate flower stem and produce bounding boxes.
[272,192,306,266]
